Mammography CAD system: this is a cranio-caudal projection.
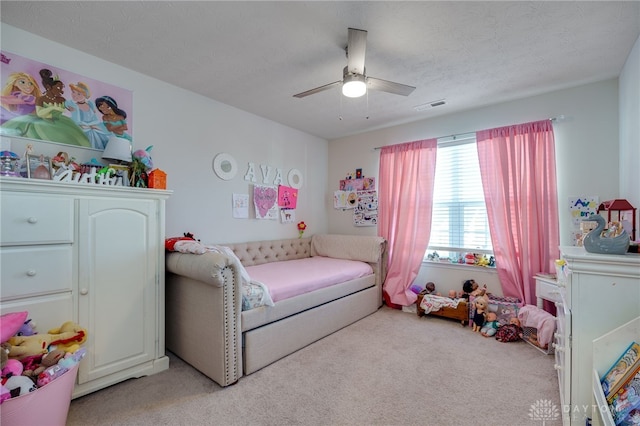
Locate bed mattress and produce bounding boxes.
[245,255,373,303]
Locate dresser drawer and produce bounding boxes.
[0,193,74,245]
[0,292,73,332]
[536,278,563,304]
[0,246,73,299]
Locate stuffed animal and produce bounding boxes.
[46,322,87,353]
[4,374,36,398]
[481,312,500,337]
[15,319,37,336]
[28,349,65,379]
[8,321,87,359]
[472,296,489,332]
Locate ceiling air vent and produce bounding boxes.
[413,99,446,112]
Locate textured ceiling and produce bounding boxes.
[1,1,639,141]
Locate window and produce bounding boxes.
[426,135,493,262]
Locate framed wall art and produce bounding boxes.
[26,154,52,180]
[0,50,133,151]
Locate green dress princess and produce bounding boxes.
[1,101,91,147]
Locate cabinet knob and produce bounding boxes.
[27,217,38,224]
[26,269,37,277]
[80,288,88,295]
[554,364,562,371]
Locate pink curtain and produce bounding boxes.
[378,139,438,307]
[476,120,559,306]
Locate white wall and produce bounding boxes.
[1,25,329,244]
[328,79,621,245]
[619,35,640,240]
[328,79,623,297]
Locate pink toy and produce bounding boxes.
[1,359,22,377]
[0,312,28,343]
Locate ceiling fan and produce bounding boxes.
[293,28,416,99]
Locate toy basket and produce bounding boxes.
[522,326,554,355]
[1,363,78,426]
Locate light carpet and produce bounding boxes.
[67,306,562,425]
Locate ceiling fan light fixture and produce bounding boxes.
[342,74,367,98]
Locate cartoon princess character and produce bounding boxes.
[0,72,41,124]
[1,69,90,147]
[65,82,109,149]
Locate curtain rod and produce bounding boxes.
[372,115,565,150]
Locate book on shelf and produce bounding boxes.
[601,341,640,401]
[608,365,640,425]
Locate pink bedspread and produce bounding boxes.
[244,256,373,303]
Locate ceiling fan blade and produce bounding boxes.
[293,81,342,98]
[347,28,367,75]
[367,76,416,96]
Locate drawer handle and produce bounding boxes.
[26,269,37,277]
[554,364,562,371]
[27,217,38,224]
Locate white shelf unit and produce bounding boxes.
[592,317,640,426]
[556,247,640,425]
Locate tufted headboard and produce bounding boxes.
[224,237,312,267]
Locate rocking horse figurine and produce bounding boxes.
[583,214,630,255]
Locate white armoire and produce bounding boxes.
[0,177,171,398]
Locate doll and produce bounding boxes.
[459,279,487,299]
[495,317,523,343]
[481,312,499,337]
[472,296,489,332]
[424,282,436,295]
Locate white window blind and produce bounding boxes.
[427,137,493,258]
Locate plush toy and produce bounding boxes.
[29,349,65,379]
[481,312,500,337]
[0,311,28,343]
[472,296,489,332]
[46,322,88,353]
[495,317,523,343]
[464,253,476,265]
[4,374,36,398]
[8,321,87,359]
[15,319,37,336]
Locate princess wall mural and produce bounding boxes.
[0,51,133,151]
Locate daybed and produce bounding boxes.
[165,234,387,387]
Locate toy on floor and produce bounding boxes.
[495,317,522,343]
[472,296,488,332]
[481,312,499,337]
[459,279,487,300]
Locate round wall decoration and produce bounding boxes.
[212,153,238,180]
[287,168,303,189]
